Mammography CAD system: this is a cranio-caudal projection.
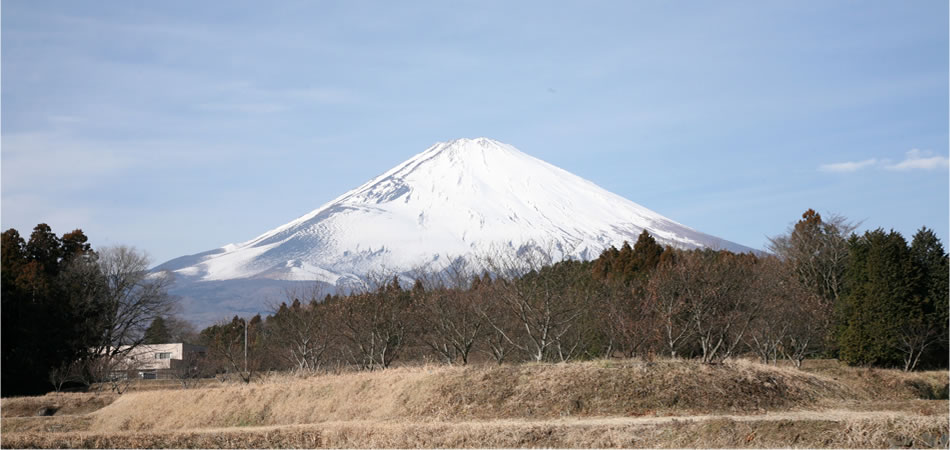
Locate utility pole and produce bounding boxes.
[243,318,248,374]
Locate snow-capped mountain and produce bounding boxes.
[158,138,754,323]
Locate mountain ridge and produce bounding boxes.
[157,138,755,323]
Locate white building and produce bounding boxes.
[123,343,207,379]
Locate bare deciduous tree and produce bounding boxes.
[336,276,413,370]
[80,351,143,394]
[201,315,265,383]
[475,277,519,364]
[48,359,84,393]
[414,274,483,365]
[91,246,176,363]
[601,282,659,359]
[895,318,944,372]
[768,210,856,307]
[482,251,587,362]
[268,287,334,372]
[170,350,207,388]
[646,253,692,358]
[742,255,830,368]
[686,252,757,363]
[648,250,758,363]
[746,257,794,364]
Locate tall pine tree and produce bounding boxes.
[837,229,916,367]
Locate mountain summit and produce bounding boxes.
[158,138,754,322]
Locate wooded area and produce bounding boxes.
[3,209,947,395]
[196,210,948,382]
[1,226,177,395]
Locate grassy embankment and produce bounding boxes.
[2,359,947,448]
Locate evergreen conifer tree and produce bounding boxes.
[2,225,106,395]
[630,230,665,274]
[901,227,950,369]
[838,229,915,367]
[144,317,172,344]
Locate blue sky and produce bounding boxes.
[2,1,947,265]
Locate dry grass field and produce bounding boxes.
[1,359,947,448]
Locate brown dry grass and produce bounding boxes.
[1,358,947,448]
[0,415,93,434]
[3,414,948,448]
[87,359,861,432]
[0,392,117,418]
[802,359,948,396]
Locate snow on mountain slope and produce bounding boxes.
[159,137,753,284]
[157,138,755,322]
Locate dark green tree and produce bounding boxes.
[630,230,665,275]
[592,230,665,287]
[143,317,172,344]
[591,245,620,282]
[897,228,949,370]
[60,230,92,261]
[837,229,915,367]
[26,224,63,277]
[1,225,106,396]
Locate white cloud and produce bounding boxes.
[819,149,950,173]
[885,149,950,171]
[818,158,878,173]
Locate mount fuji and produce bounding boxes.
[157,138,755,324]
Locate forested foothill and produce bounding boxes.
[2,209,947,396]
[197,209,949,382]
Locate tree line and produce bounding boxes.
[196,209,948,382]
[2,224,179,396]
[3,210,946,394]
